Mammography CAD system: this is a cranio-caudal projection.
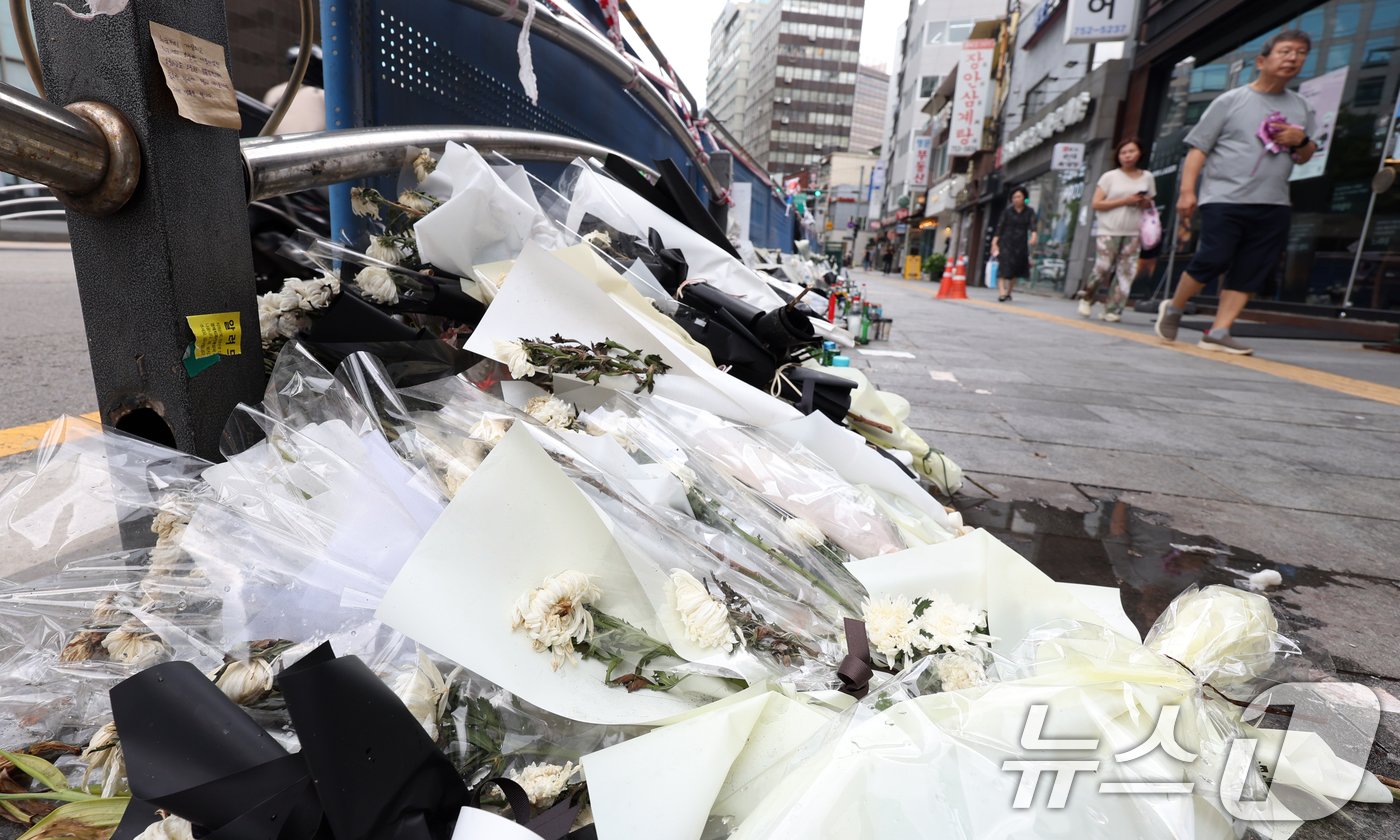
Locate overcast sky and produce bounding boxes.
[623,0,909,107]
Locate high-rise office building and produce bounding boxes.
[709,0,865,179]
[706,2,766,135]
[849,64,889,153]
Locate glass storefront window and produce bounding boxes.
[1144,0,1400,312]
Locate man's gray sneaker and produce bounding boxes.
[1155,300,1181,342]
[1198,332,1254,355]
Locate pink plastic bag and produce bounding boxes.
[1139,205,1162,251]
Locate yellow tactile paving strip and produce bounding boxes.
[0,412,101,458]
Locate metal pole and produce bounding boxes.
[1342,94,1400,311]
[29,0,264,459]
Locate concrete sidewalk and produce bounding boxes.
[847,267,1400,835]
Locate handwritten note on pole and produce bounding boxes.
[148,22,241,129]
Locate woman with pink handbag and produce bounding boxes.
[1078,138,1156,322]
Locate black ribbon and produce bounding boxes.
[836,618,874,700]
[302,291,479,388]
[774,367,857,424]
[109,644,579,840]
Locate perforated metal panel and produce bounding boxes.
[320,0,794,251]
[373,9,595,141]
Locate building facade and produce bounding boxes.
[995,0,1128,296]
[849,64,891,153]
[877,0,1007,224]
[1128,0,1400,313]
[718,0,866,178]
[707,2,766,136]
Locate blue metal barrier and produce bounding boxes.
[319,0,793,251]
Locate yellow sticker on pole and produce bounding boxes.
[186,312,242,358]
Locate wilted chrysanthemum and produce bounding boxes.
[412,148,437,183]
[132,815,195,840]
[494,339,539,380]
[398,190,436,215]
[212,658,275,706]
[511,761,579,808]
[524,395,576,430]
[354,266,400,305]
[102,619,169,668]
[392,648,458,741]
[511,571,601,669]
[669,570,735,652]
[468,416,512,446]
[81,721,127,798]
[350,187,380,219]
[366,236,407,266]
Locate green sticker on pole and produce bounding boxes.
[182,342,221,378]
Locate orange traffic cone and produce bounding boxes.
[935,261,954,298]
[947,256,969,300]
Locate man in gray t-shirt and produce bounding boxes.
[1154,30,1317,356]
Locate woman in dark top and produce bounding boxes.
[991,186,1038,302]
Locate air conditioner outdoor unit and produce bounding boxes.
[781,117,790,124]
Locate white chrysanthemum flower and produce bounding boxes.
[917,593,987,653]
[350,186,380,219]
[150,501,188,541]
[781,517,827,547]
[511,571,601,669]
[91,594,124,625]
[935,653,988,691]
[392,648,457,742]
[280,273,339,310]
[524,395,576,430]
[412,148,437,183]
[494,339,539,380]
[257,293,284,345]
[398,189,436,214]
[212,658,275,706]
[862,595,918,665]
[354,266,400,305]
[132,815,194,840]
[81,721,126,798]
[275,310,309,340]
[669,570,736,652]
[366,236,406,265]
[102,620,169,668]
[511,761,579,808]
[468,416,512,446]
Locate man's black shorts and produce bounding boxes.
[1184,204,1292,293]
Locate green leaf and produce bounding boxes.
[16,798,127,840]
[0,751,70,793]
[0,798,31,824]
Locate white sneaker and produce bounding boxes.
[1077,298,1092,317]
[1102,312,1121,323]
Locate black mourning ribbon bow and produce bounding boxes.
[837,618,875,700]
[109,643,578,840]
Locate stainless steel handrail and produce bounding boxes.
[0,84,108,195]
[0,78,662,205]
[241,125,658,200]
[450,0,726,202]
[0,209,66,221]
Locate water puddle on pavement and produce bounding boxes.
[954,494,1349,638]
